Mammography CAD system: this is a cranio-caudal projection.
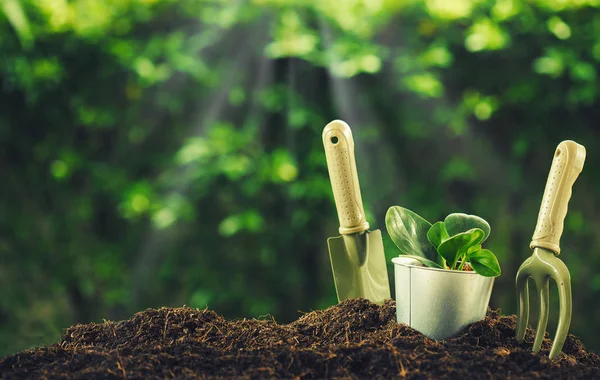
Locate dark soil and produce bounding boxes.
[1,299,599,379]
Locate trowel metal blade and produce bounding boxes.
[327,229,390,304]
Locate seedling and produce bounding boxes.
[386,206,501,277]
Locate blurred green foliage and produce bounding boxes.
[2,0,600,356]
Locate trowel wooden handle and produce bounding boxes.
[531,140,586,254]
[323,120,370,235]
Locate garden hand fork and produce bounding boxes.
[516,140,586,359]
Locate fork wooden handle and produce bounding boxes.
[530,140,586,254]
[323,120,370,235]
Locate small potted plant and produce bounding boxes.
[386,206,501,340]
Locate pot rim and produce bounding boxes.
[391,256,488,276]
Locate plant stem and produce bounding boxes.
[457,255,466,271]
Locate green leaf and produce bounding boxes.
[427,221,449,249]
[437,228,485,268]
[468,249,501,277]
[444,213,491,242]
[467,244,482,255]
[385,206,437,261]
[397,255,443,269]
[1,0,34,50]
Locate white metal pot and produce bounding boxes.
[392,256,495,340]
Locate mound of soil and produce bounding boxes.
[1,299,599,379]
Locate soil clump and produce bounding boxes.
[1,299,599,379]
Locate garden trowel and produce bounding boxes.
[322,120,390,304]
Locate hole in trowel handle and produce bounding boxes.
[331,136,339,144]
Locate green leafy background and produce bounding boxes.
[2,0,600,356]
